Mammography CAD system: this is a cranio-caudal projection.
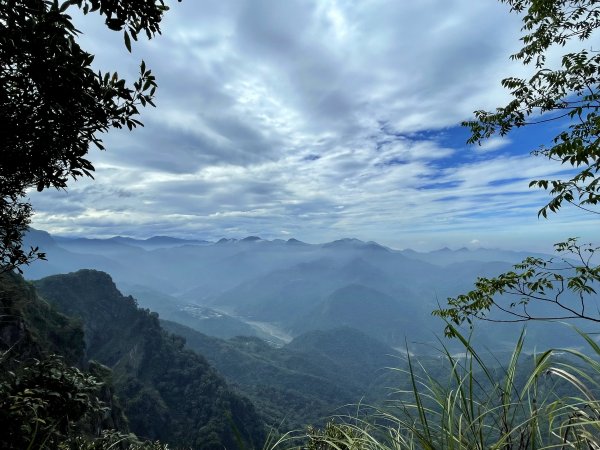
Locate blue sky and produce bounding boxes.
[28,0,598,251]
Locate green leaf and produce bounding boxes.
[124,31,131,52]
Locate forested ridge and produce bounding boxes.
[35,270,265,449]
[161,320,404,431]
[0,270,265,449]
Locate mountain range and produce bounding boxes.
[22,229,587,351]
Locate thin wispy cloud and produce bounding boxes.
[474,137,512,153]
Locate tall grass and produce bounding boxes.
[275,325,600,450]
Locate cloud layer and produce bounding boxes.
[28,0,595,251]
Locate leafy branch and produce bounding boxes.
[434,238,600,337]
[463,0,600,217]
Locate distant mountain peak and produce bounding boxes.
[322,238,388,251]
[217,238,238,244]
[145,235,192,243]
[241,236,262,242]
[322,238,365,248]
[24,228,56,247]
[286,238,307,245]
[364,241,390,251]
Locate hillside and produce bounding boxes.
[161,320,402,429]
[34,270,265,449]
[0,273,134,448]
[291,284,423,343]
[0,272,85,366]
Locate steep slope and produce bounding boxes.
[0,272,84,365]
[0,273,133,448]
[161,320,402,430]
[34,270,265,449]
[160,320,359,429]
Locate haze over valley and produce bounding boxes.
[24,228,589,353]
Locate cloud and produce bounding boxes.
[27,0,592,252]
[474,137,512,153]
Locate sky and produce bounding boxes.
[29,0,599,252]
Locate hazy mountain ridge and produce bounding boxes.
[291,284,423,343]
[23,229,570,350]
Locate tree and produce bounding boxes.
[0,0,177,273]
[434,0,600,336]
[466,0,600,218]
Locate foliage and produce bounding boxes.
[0,354,106,449]
[0,195,45,275]
[0,0,172,272]
[464,0,600,218]
[434,238,600,336]
[0,272,85,363]
[0,273,177,448]
[60,429,171,449]
[275,327,600,450]
[0,355,171,450]
[436,0,600,328]
[303,421,364,450]
[161,320,401,431]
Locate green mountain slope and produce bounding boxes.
[285,326,401,386]
[161,320,402,430]
[0,273,136,448]
[34,270,265,449]
[0,272,84,365]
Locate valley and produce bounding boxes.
[22,229,593,352]
[0,231,594,450]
